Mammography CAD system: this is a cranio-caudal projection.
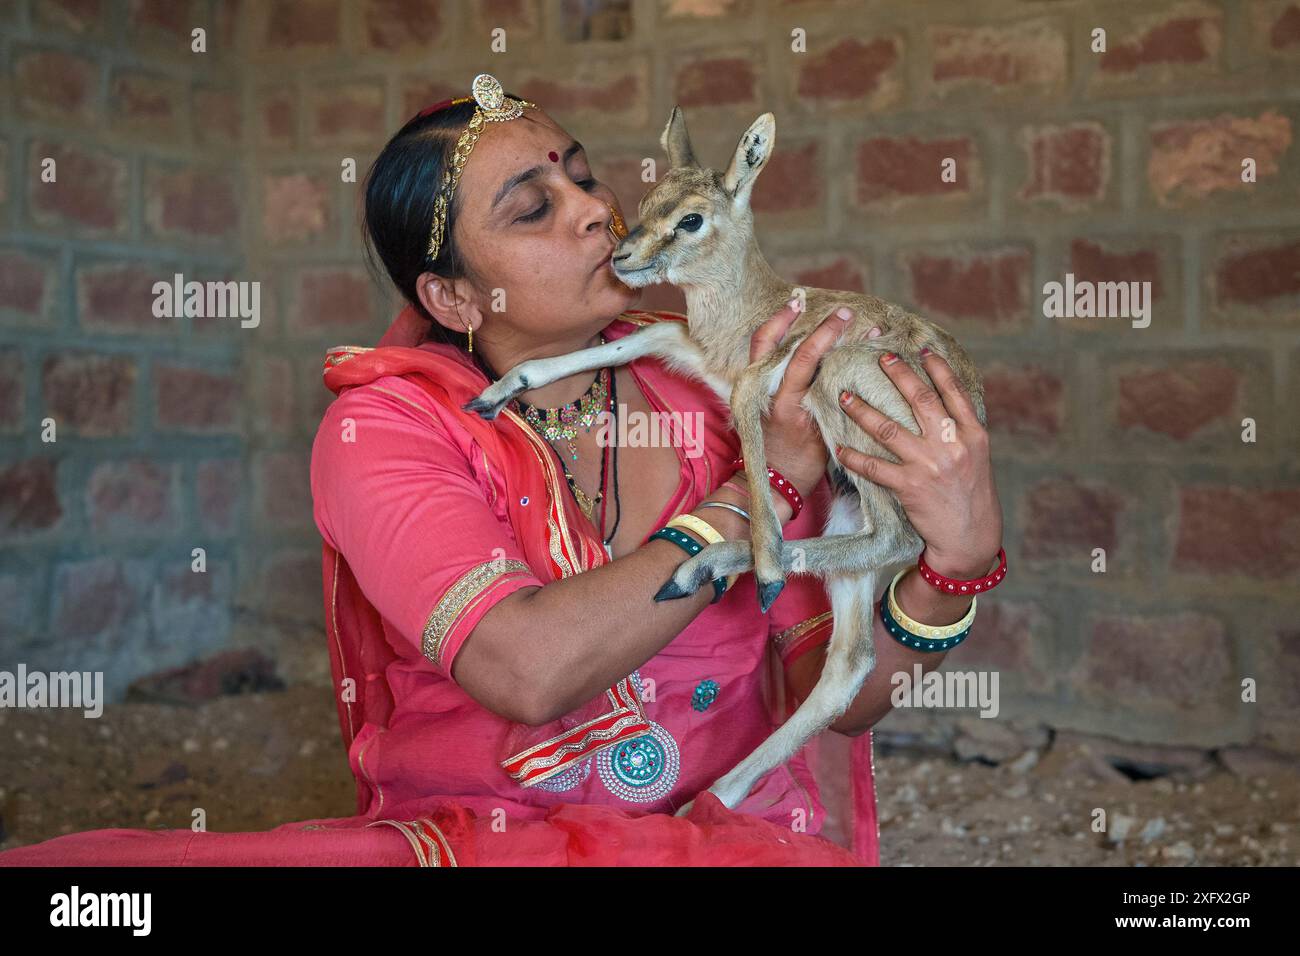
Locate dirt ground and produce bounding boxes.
[2,685,1296,865]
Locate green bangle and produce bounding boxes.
[648,527,727,604]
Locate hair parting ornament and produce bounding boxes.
[420,74,541,265]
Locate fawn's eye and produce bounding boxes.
[676,213,703,232]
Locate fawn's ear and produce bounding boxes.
[722,112,775,207]
[659,106,698,169]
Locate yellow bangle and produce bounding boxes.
[886,566,976,639]
[666,513,738,591]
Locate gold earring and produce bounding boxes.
[464,320,473,353]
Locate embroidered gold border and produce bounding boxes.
[772,610,833,652]
[422,559,535,667]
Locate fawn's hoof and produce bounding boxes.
[654,578,689,602]
[757,577,786,613]
[461,396,500,419]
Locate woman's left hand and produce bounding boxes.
[834,346,1003,579]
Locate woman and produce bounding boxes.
[0,75,1002,867]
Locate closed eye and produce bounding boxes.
[517,178,599,223]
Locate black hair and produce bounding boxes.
[361,97,530,382]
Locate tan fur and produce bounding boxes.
[465,106,986,814]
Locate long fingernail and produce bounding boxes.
[920,346,931,357]
[836,307,853,320]
[868,326,882,339]
[882,352,898,365]
[840,390,853,405]
[788,296,803,312]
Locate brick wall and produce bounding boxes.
[2,0,1298,755]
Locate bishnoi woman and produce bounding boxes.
[0,75,1002,867]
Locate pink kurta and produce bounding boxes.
[0,306,878,867]
[308,307,879,858]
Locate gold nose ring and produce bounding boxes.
[607,203,627,242]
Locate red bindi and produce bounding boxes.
[548,150,559,162]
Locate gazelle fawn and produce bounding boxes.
[464,106,986,814]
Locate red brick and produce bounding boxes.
[772,251,870,294]
[28,140,129,234]
[49,557,148,640]
[854,135,977,207]
[258,452,312,527]
[1100,8,1222,73]
[1213,236,1300,307]
[1022,477,1124,560]
[982,363,1063,439]
[519,65,645,123]
[1075,612,1232,713]
[144,164,240,240]
[128,0,191,39]
[194,87,240,145]
[14,48,98,121]
[260,88,296,146]
[259,549,322,618]
[86,459,175,534]
[750,140,821,214]
[260,0,340,51]
[308,82,385,144]
[197,458,241,534]
[594,153,653,214]
[42,352,136,435]
[1070,239,1166,304]
[1174,486,1300,578]
[904,247,1031,326]
[1020,122,1110,207]
[931,20,1066,95]
[795,36,901,109]
[293,268,373,329]
[154,363,238,432]
[33,0,104,33]
[76,260,175,331]
[1269,3,1300,49]
[0,247,56,320]
[362,0,441,52]
[400,79,461,122]
[111,70,185,136]
[262,171,331,243]
[1116,361,1241,440]
[256,356,295,434]
[1148,111,1291,206]
[945,599,1054,693]
[470,0,540,36]
[0,348,23,432]
[674,54,757,108]
[0,140,7,210]
[0,457,62,535]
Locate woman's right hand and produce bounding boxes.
[746,299,856,502]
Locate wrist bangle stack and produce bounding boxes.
[648,527,726,604]
[730,456,803,521]
[916,546,1007,596]
[879,566,977,652]
[666,513,739,593]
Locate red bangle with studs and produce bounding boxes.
[917,546,1007,596]
[730,456,803,521]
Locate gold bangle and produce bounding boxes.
[886,566,976,640]
[666,513,738,591]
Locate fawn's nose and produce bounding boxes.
[612,224,644,262]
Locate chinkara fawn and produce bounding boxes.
[465,105,986,814]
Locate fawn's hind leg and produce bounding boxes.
[675,572,879,815]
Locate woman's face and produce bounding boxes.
[429,109,641,349]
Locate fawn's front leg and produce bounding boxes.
[732,362,786,613]
[462,321,715,419]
